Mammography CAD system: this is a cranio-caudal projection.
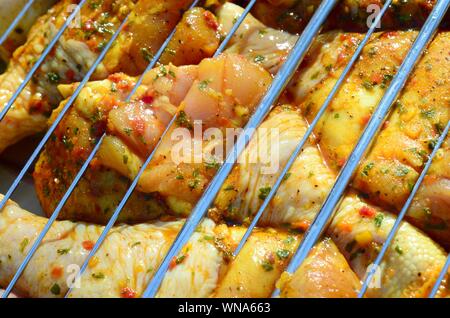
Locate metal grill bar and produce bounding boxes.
[0,13,131,298]
[0,0,35,46]
[142,0,338,298]
[430,248,450,297]
[359,120,450,298]
[274,0,450,297]
[213,0,256,58]
[63,0,263,297]
[0,0,88,123]
[233,0,393,258]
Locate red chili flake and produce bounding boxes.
[132,118,145,135]
[83,20,94,32]
[360,114,371,126]
[65,69,75,81]
[370,73,383,85]
[29,99,45,114]
[337,52,347,64]
[337,157,347,168]
[51,266,63,279]
[82,240,94,251]
[359,206,376,218]
[72,146,88,159]
[141,95,154,105]
[108,73,123,83]
[120,287,136,298]
[381,31,398,39]
[203,11,219,30]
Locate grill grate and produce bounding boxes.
[0,0,449,298]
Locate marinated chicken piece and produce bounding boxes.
[214,106,333,227]
[212,224,302,298]
[218,2,297,75]
[277,238,361,298]
[0,0,134,154]
[252,0,439,34]
[407,136,450,249]
[290,30,418,170]
[216,10,450,250]
[289,30,449,243]
[0,0,221,154]
[329,193,449,298]
[0,195,361,298]
[0,0,57,62]
[0,194,222,298]
[34,53,272,224]
[352,32,449,229]
[213,106,450,297]
[104,2,221,75]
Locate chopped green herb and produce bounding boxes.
[361,162,375,177]
[111,82,117,92]
[362,80,374,90]
[284,236,295,245]
[374,213,384,228]
[50,283,61,295]
[92,272,105,279]
[276,249,290,260]
[282,173,292,182]
[420,109,436,119]
[428,139,438,150]
[176,174,184,180]
[188,179,200,190]
[123,128,132,136]
[261,261,274,272]
[19,238,29,253]
[88,0,102,9]
[97,41,106,51]
[224,185,235,191]
[131,242,141,247]
[140,47,153,63]
[122,155,128,165]
[205,158,220,170]
[47,72,60,84]
[62,135,73,151]
[254,55,265,63]
[175,255,186,265]
[395,166,410,177]
[395,245,404,255]
[168,70,176,78]
[57,248,70,255]
[165,47,176,56]
[175,111,193,130]
[198,79,211,91]
[258,186,272,200]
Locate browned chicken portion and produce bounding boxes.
[278,238,361,298]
